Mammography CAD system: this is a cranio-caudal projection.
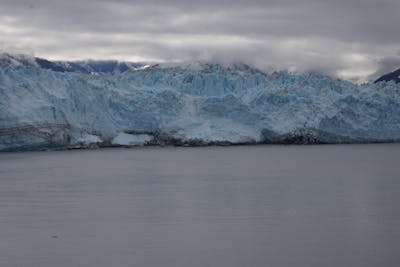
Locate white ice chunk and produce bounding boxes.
[77,134,102,145]
[111,133,153,146]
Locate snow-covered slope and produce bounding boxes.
[1,62,400,151]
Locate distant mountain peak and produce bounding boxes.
[374,68,400,83]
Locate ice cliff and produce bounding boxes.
[1,62,400,151]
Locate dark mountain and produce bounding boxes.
[0,53,144,74]
[35,57,72,72]
[374,68,400,83]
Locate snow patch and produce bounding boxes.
[134,65,151,70]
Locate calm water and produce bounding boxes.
[0,144,400,267]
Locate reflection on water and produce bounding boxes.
[1,144,400,267]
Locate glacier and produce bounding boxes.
[1,62,400,151]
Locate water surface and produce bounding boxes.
[1,144,400,267]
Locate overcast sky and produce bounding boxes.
[1,0,399,82]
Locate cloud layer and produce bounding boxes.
[1,0,399,82]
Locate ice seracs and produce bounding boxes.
[1,61,400,151]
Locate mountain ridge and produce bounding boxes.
[5,52,400,85]
[0,52,145,74]
[0,53,337,80]
[375,68,400,83]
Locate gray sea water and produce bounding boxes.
[0,144,400,267]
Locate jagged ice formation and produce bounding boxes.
[1,62,400,151]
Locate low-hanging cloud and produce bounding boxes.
[0,0,399,82]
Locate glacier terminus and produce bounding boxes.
[1,56,400,151]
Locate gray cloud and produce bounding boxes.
[0,0,399,82]
[367,55,400,81]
